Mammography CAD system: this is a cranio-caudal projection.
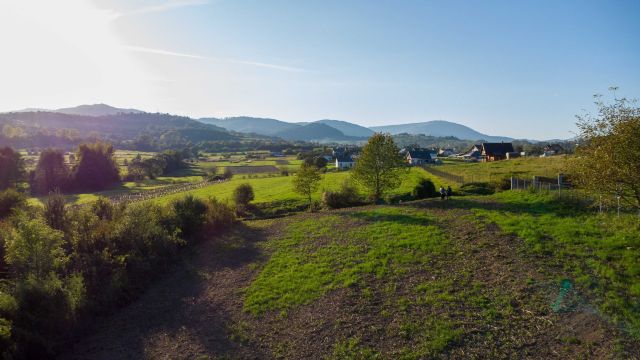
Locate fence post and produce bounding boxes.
[511,176,514,190]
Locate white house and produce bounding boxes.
[335,155,355,169]
[406,149,432,165]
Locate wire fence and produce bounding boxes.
[422,166,465,184]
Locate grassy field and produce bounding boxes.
[438,156,568,183]
[65,195,640,359]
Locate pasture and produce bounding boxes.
[437,156,567,183]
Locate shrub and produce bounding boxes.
[43,191,68,232]
[233,184,255,211]
[223,167,234,180]
[204,197,236,232]
[459,182,495,195]
[172,194,208,239]
[322,180,363,209]
[0,189,25,219]
[384,193,413,204]
[494,177,512,191]
[412,178,437,199]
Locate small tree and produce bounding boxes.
[73,142,120,191]
[352,133,407,201]
[0,147,25,190]
[233,183,255,211]
[31,149,70,195]
[223,167,234,180]
[569,94,640,209]
[292,163,321,210]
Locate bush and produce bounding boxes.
[322,180,364,209]
[459,182,496,195]
[233,184,255,211]
[172,194,208,239]
[43,191,68,232]
[0,189,25,219]
[494,177,512,191]
[384,193,413,204]
[223,167,234,180]
[204,197,236,233]
[412,178,437,199]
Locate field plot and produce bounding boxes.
[226,165,280,174]
[438,156,567,183]
[64,196,639,359]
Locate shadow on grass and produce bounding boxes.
[63,222,268,360]
[343,209,432,226]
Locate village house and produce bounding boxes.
[460,144,482,161]
[335,154,355,169]
[438,148,455,157]
[482,142,515,162]
[541,143,565,157]
[406,149,432,165]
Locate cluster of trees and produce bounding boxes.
[292,133,409,210]
[28,142,120,195]
[0,191,236,358]
[125,150,187,181]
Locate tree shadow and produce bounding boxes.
[61,222,269,359]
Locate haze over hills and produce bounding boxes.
[4,104,521,143]
[370,120,514,142]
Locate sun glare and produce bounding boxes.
[0,0,152,111]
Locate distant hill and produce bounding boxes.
[0,111,233,144]
[54,104,145,117]
[274,123,356,142]
[200,117,298,136]
[313,119,374,137]
[370,120,513,142]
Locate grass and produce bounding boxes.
[471,190,640,336]
[438,156,567,183]
[243,207,450,315]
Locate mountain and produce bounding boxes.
[0,111,234,146]
[54,103,144,117]
[312,119,374,137]
[274,123,354,141]
[370,120,513,142]
[199,116,298,136]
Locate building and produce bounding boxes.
[460,144,482,161]
[335,155,355,169]
[406,149,432,165]
[541,144,565,157]
[482,142,515,162]
[438,148,455,157]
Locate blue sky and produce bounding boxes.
[1,0,638,139]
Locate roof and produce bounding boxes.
[336,155,354,162]
[407,149,432,159]
[482,142,514,156]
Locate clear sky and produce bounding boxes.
[0,0,638,139]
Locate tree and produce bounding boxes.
[314,156,328,169]
[292,163,321,210]
[73,142,120,191]
[352,133,406,201]
[0,147,24,190]
[569,94,640,209]
[233,183,255,211]
[31,149,70,195]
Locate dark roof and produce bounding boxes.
[336,155,354,162]
[482,142,514,156]
[407,149,432,159]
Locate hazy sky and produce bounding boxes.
[0,0,638,139]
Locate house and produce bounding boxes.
[438,148,455,157]
[406,149,432,165]
[335,155,355,169]
[460,144,482,161]
[270,151,284,157]
[541,144,565,157]
[482,142,515,162]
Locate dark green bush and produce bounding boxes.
[494,177,512,191]
[233,184,255,211]
[172,194,208,239]
[322,180,364,209]
[0,188,25,219]
[204,197,236,232]
[384,193,413,204]
[412,178,437,199]
[459,182,496,195]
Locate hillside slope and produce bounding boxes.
[200,116,299,136]
[62,199,639,359]
[313,119,374,137]
[370,120,513,142]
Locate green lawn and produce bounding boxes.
[470,190,640,336]
[438,156,567,183]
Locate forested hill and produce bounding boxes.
[0,111,236,149]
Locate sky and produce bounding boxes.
[0,0,638,139]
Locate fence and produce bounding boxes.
[70,179,228,209]
[510,174,571,192]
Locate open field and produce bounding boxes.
[63,192,640,359]
[438,156,568,183]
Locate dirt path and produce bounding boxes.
[61,200,640,359]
